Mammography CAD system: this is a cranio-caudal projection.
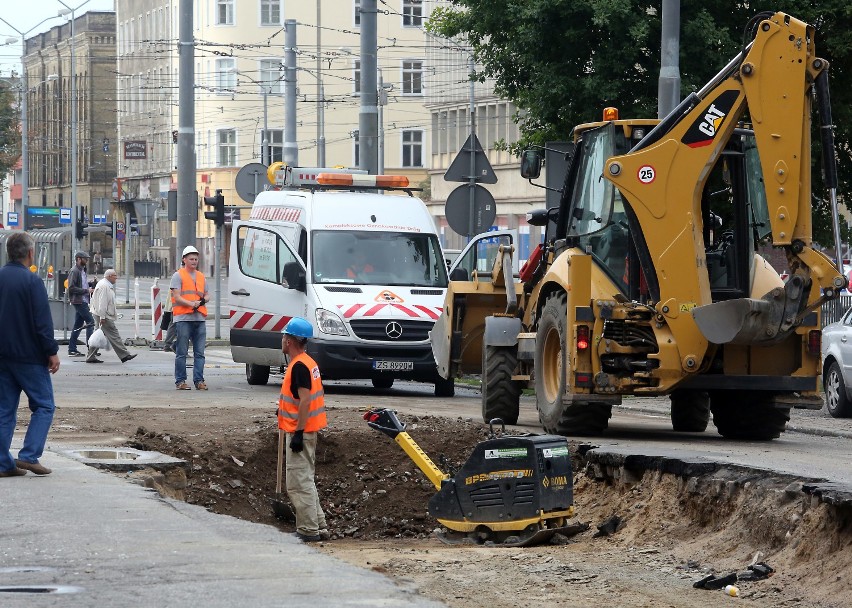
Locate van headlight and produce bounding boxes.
[315,308,349,336]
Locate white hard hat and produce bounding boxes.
[182,245,199,257]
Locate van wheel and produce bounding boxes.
[246,364,270,385]
[372,376,394,390]
[435,376,455,398]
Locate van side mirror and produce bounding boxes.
[282,262,307,292]
[520,150,542,179]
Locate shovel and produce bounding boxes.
[271,428,296,522]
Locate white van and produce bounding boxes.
[228,167,454,396]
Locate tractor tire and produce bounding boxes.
[534,292,611,435]
[246,363,270,386]
[824,362,852,418]
[670,390,710,432]
[371,376,394,390]
[709,392,790,440]
[434,376,455,398]
[481,344,521,425]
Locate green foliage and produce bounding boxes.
[0,84,20,187]
[428,0,852,245]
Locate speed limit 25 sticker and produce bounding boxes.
[637,165,656,184]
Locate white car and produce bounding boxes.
[821,307,852,417]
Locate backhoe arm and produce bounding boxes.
[604,12,844,362]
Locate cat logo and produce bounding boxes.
[681,90,739,149]
[698,105,726,137]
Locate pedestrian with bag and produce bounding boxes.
[86,269,137,364]
[67,251,94,357]
[0,232,60,477]
[170,246,209,390]
[161,278,176,352]
[278,317,329,542]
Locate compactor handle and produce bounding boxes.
[364,408,406,439]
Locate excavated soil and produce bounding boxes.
[52,405,852,607]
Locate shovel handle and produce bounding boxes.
[276,428,284,494]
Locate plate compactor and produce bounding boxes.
[364,408,579,546]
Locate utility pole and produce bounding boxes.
[176,0,196,262]
[377,68,385,174]
[283,19,298,166]
[658,0,681,118]
[467,55,476,243]
[359,0,378,174]
[316,1,325,166]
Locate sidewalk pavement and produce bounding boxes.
[1,446,444,607]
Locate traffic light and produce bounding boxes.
[204,189,225,227]
[75,207,87,240]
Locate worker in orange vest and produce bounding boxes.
[170,246,209,391]
[278,317,329,542]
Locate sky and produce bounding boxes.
[0,0,116,77]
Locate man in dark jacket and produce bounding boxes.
[0,232,60,477]
[68,250,94,356]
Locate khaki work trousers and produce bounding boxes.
[87,316,131,362]
[285,431,327,535]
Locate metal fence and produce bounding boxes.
[133,259,167,278]
[822,296,852,327]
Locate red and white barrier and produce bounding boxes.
[151,280,163,341]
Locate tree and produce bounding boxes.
[0,80,20,189]
[427,1,852,245]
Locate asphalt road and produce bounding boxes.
[47,334,852,491]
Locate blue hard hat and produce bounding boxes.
[283,317,313,339]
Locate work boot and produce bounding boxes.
[15,460,52,475]
[0,467,27,477]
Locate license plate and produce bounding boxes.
[372,360,414,371]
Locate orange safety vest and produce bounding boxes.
[278,352,327,433]
[173,268,207,316]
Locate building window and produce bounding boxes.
[216,0,234,25]
[402,60,423,95]
[402,130,423,167]
[218,129,236,166]
[353,60,360,94]
[402,0,422,27]
[260,59,282,94]
[262,129,284,163]
[354,0,361,26]
[260,0,281,25]
[216,58,236,91]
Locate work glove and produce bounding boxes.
[289,430,304,453]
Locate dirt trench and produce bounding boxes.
[55,405,852,607]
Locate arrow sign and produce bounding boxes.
[444,134,498,184]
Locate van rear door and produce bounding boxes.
[229,221,307,367]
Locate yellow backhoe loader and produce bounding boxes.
[432,11,846,440]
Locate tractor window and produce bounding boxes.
[568,123,616,238]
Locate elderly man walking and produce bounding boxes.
[86,269,137,364]
[0,232,60,477]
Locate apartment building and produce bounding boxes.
[22,11,117,232]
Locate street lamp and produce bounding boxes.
[0,14,64,216]
[57,0,91,253]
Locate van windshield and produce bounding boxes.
[311,231,449,287]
